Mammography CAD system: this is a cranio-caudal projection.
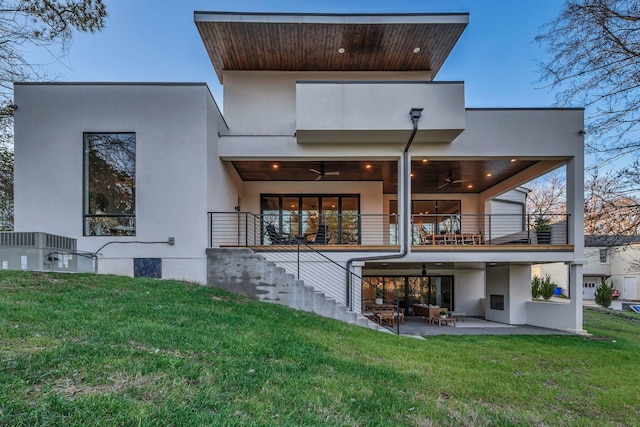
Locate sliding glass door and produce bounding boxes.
[363,275,454,313]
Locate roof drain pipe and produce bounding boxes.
[345,108,423,312]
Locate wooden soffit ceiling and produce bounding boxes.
[231,159,537,194]
[194,12,468,82]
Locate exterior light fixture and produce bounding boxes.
[272,164,279,169]
[338,47,345,54]
[510,158,517,163]
[486,173,492,177]
[365,164,372,169]
[467,184,473,189]
[413,47,421,54]
[422,159,428,163]
[410,173,414,177]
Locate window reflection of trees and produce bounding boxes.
[260,195,360,244]
[84,133,136,236]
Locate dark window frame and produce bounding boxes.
[260,194,360,244]
[83,132,136,236]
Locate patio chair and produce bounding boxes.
[305,224,333,244]
[265,224,296,245]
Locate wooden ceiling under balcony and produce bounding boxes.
[195,13,468,82]
[231,159,538,194]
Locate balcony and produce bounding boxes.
[208,212,570,249]
[295,81,465,144]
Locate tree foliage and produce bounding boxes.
[0,1,107,230]
[536,0,640,157]
[0,136,13,230]
[584,169,640,237]
[526,170,567,216]
[594,277,615,308]
[0,0,107,103]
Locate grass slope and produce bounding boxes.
[0,271,638,426]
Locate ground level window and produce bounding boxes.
[363,275,454,314]
[83,133,136,236]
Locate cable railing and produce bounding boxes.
[252,237,401,334]
[208,212,400,332]
[209,211,399,247]
[410,213,570,245]
[209,211,570,248]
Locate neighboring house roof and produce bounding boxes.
[194,12,469,82]
[585,235,640,247]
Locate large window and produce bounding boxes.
[389,200,461,244]
[261,194,360,244]
[83,133,136,236]
[363,275,454,313]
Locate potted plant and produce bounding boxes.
[534,215,552,244]
[439,310,447,318]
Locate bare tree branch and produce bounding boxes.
[536,0,640,158]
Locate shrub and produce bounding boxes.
[532,274,556,301]
[595,278,615,308]
[539,274,556,301]
[531,275,542,299]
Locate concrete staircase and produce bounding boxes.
[206,248,389,332]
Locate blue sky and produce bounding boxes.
[29,0,567,110]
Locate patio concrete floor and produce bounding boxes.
[383,316,572,337]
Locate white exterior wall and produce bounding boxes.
[485,265,529,324]
[14,83,223,283]
[222,71,432,135]
[454,269,485,316]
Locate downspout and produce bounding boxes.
[346,108,423,309]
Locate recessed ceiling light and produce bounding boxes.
[422,159,428,163]
[413,47,421,54]
[365,164,372,169]
[338,47,345,54]
[486,173,493,177]
[272,164,279,169]
[510,158,517,163]
[467,184,473,189]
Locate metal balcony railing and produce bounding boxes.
[208,212,570,248]
[409,213,570,246]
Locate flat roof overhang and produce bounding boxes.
[194,12,469,83]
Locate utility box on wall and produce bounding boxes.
[0,232,80,272]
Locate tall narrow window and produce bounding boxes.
[83,133,136,236]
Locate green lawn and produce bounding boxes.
[0,271,638,426]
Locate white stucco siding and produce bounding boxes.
[14,83,219,283]
[222,71,432,135]
[485,265,530,325]
[454,270,485,316]
[206,95,242,213]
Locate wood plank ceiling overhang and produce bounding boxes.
[194,12,469,82]
[231,159,538,194]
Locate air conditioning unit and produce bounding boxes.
[0,232,86,272]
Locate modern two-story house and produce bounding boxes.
[12,11,586,332]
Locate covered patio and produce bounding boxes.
[384,316,573,337]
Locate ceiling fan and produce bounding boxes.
[438,170,466,189]
[310,164,340,181]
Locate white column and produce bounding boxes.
[567,263,586,334]
[351,260,365,313]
